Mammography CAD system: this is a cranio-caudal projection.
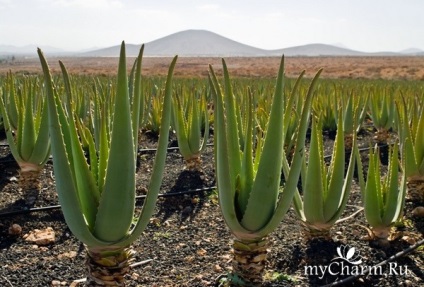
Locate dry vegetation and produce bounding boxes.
[1,56,424,80]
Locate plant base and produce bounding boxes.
[373,129,389,144]
[185,155,202,171]
[19,169,41,205]
[363,226,392,248]
[85,247,134,286]
[232,238,268,286]
[301,222,332,241]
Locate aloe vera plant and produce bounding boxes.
[145,84,166,136]
[342,91,367,151]
[367,88,395,144]
[357,143,406,243]
[292,111,357,239]
[313,91,338,134]
[172,89,209,170]
[398,97,424,202]
[209,56,322,285]
[38,43,176,286]
[0,74,51,196]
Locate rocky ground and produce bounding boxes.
[0,129,423,287]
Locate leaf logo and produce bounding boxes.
[332,245,362,265]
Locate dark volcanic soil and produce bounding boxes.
[0,130,423,287]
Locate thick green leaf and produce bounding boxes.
[27,97,51,166]
[241,56,286,231]
[364,148,383,227]
[324,111,346,220]
[255,68,323,239]
[238,89,254,218]
[222,60,241,185]
[59,61,100,229]
[382,144,404,225]
[19,89,36,161]
[303,119,325,223]
[38,48,106,247]
[131,45,144,153]
[119,55,178,247]
[209,66,249,240]
[94,42,136,242]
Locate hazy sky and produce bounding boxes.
[1,0,423,52]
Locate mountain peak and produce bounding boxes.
[3,30,420,57]
[143,29,268,57]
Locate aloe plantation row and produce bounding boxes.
[0,43,423,286]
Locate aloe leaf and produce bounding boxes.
[199,92,210,152]
[98,107,109,193]
[94,42,136,242]
[0,95,23,163]
[208,66,248,239]
[83,125,99,185]
[328,136,356,224]
[19,89,36,161]
[173,96,192,159]
[119,55,178,247]
[292,178,306,221]
[242,56,285,231]
[238,88,254,218]
[27,97,50,165]
[324,111,346,220]
[255,68,322,239]
[283,70,305,139]
[6,74,19,129]
[303,119,325,223]
[364,148,383,227]
[382,144,403,225]
[59,61,99,229]
[414,111,424,172]
[38,48,105,247]
[188,94,201,153]
[131,45,144,153]
[222,60,241,184]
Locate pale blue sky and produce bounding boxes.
[0,0,422,52]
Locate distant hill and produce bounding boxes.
[399,48,424,55]
[83,30,270,57]
[81,30,419,57]
[271,43,366,56]
[0,44,67,55]
[2,30,424,57]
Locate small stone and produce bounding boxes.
[24,227,55,245]
[196,248,207,256]
[150,217,161,225]
[8,224,22,235]
[412,206,424,217]
[9,176,18,182]
[213,264,222,272]
[51,280,61,286]
[58,251,77,259]
[195,274,203,280]
[191,197,200,204]
[184,256,195,263]
[402,236,417,245]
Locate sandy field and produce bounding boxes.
[1,56,424,80]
